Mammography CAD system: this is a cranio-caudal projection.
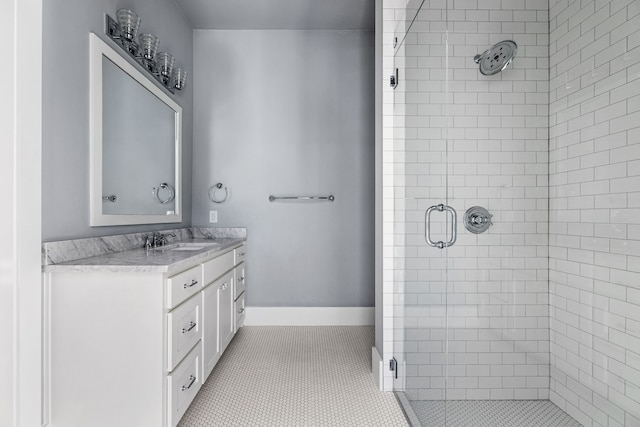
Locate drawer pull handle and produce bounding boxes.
[183,279,198,289]
[182,321,196,333]
[181,375,196,391]
[238,307,245,314]
[220,282,228,290]
[238,276,245,282]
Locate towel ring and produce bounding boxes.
[152,183,175,204]
[209,183,229,204]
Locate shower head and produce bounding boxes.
[474,40,517,76]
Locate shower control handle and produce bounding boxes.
[425,204,457,249]
[463,206,493,234]
[469,214,488,225]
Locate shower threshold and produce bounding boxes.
[395,394,582,427]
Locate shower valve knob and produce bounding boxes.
[464,206,493,234]
[470,214,492,226]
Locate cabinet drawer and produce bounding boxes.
[202,250,234,285]
[167,294,200,371]
[235,292,245,333]
[234,263,246,300]
[166,265,201,309]
[235,245,247,264]
[167,342,201,427]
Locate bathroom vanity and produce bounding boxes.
[44,237,246,427]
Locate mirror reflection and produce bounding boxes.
[102,56,176,215]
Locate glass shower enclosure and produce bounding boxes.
[391,0,553,424]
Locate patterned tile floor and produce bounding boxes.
[405,399,583,426]
[179,326,409,426]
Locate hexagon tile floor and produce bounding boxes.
[178,326,409,427]
[405,400,582,427]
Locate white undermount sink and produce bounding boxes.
[164,242,221,251]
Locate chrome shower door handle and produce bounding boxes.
[425,204,442,248]
[446,205,457,247]
[425,204,457,249]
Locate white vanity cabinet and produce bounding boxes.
[47,241,246,427]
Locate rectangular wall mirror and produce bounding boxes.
[89,32,182,226]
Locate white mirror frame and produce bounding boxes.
[89,33,182,226]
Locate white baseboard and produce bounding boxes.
[244,307,374,326]
[372,346,384,390]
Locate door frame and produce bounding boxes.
[1,0,43,425]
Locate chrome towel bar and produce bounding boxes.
[269,195,335,202]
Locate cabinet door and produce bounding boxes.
[218,272,234,354]
[201,282,219,381]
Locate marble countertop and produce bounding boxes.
[43,238,245,274]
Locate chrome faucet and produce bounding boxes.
[143,232,176,249]
[144,235,153,250]
[153,232,165,247]
[154,232,176,247]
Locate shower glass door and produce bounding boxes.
[392,0,550,425]
[392,0,453,421]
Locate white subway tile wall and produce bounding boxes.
[384,0,640,424]
[549,0,640,425]
[383,0,550,400]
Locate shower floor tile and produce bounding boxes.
[178,326,409,426]
[407,399,582,427]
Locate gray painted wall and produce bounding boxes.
[192,30,375,307]
[42,0,193,241]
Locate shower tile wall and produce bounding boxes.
[548,0,640,426]
[383,0,550,399]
